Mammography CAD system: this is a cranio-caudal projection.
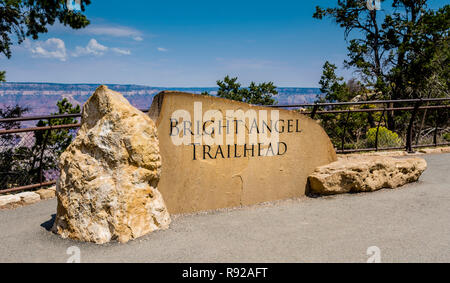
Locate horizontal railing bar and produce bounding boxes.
[1,99,449,124]
[269,97,450,108]
[0,113,81,123]
[0,181,56,194]
[1,98,448,123]
[0,109,149,123]
[336,146,403,153]
[301,105,450,114]
[1,105,448,128]
[0,123,81,134]
[336,143,450,153]
[1,106,448,134]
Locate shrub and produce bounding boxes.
[444,133,450,142]
[366,127,402,148]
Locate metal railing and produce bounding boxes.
[269,98,450,153]
[0,98,449,193]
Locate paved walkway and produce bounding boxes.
[0,154,449,263]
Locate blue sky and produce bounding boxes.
[2,0,448,87]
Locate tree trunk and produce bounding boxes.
[415,107,428,145]
[387,102,395,130]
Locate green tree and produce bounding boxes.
[313,0,449,132]
[35,98,81,156]
[315,62,372,149]
[0,105,29,188]
[27,98,80,184]
[313,0,387,91]
[318,61,355,103]
[214,75,278,105]
[386,4,449,100]
[0,104,29,130]
[0,99,80,189]
[0,0,91,81]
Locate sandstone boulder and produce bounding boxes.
[308,156,427,195]
[36,188,56,200]
[0,194,21,208]
[419,147,450,154]
[52,85,171,244]
[47,186,56,191]
[16,192,41,204]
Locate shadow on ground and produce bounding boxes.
[41,214,55,231]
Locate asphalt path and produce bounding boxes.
[0,153,448,263]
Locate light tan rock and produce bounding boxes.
[0,194,21,208]
[47,186,56,191]
[339,151,411,159]
[36,188,56,200]
[52,85,171,244]
[308,156,427,195]
[419,147,450,154]
[16,192,41,204]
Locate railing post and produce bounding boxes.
[406,100,422,153]
[311,104,318,119]
[38,119,51,185]
[433,109,438,147]
[375,108,386,151]
[341,110,351,152]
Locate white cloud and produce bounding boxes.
[83,25,144,41]
[29,38,67,61]
[72,39,132,57]
[111,47,131,55]
[157,47,168,52]
[73,39,108,57]
[26,38,132,60]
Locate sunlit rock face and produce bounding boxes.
[52,85,170,244]
[308,156,427,195]
[148,91,337,214]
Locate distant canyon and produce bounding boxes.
[0,82,322,118]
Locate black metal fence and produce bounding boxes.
[270,98,450,153]
[1,98,449,193]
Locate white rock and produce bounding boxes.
[52,85,171,244]
[308,156,427,195]
[47,186,56,191]
[0,195,21,207]
[36,188,56,200]
[15,192,41,204]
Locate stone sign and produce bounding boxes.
[149,91,337,214]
